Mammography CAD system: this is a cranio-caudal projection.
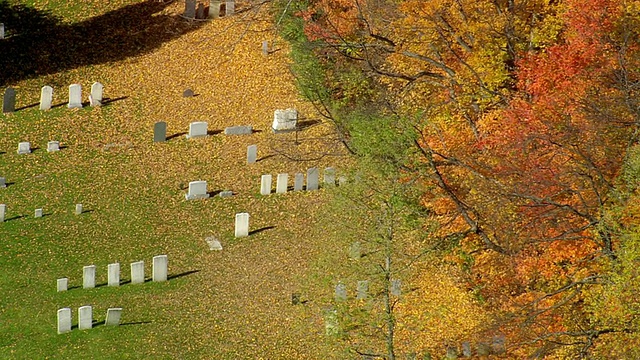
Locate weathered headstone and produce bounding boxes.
[105,308,122,326]
[75,204,83,215]
[209,1,220,18]
[324,307,339,336]
[90,82,103,106]
[184,0,196,18]
[0,23,4,40]
[78,306,92,330]
[2,87,16,113]
[276,173,288,194]
[492,335,506,354]
[224,125,252,135]
[293,173,304,191]
[338,175,348,186]
[247,145,257,164]
[131,261,145,284]
[234,212,249,238]
[196,3,205,19]
[68,84,82,109]
[260,174,272,195]
[0,204,5,222]
[335,283,347,301]
[185,180,210,200]
[35,208,43,218]
[57,308,72,334]
[205,236,223,250]
[154,121,167,142]
[153,255,168,282]
[182,88,194,97]
[47,141,60,153]
[356,280,369,299]
[391,279,401,296]
[57,278,68,292]
[39,86,53,110]
[83,265,96,289]
[349,242,361,260]
[324,167,336,186]
[0,177,6,188]
[306,168,319,191]
[186,121,207,139]
[226,0,235,15]
[17,142,31,154]
[272,108,298,132]
[108,263,120,287]
[476,342,491,356]
[262,40,269,56]
[446,346,458,359]
[461,342,472,357]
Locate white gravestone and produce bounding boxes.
[205,236,223,250]
[0,177,5,188]
[247,145,257,164]
[40,86,53,110]
[0,23,4,39]
[391,279,401,296]
[306,168,319,190]
[260,175,272,195]
[349,241,361,260]
[105,308,123,326]
[276,173,288,194]
[209,1,220,18]
[185,180,210,200]
[47,141,60,152]
[357,280,369,299]
[324,167,336,186]
[226,0,235,15]
[17,142,31,154]
[68,84,82,108]
[75,204,83,215]
[235,213,249,238]
[90,82,103,106]
[108,263,120,287]
[294,173,304,191]
[153,255,168,282]
[262,40,269,56]
[57,308,72,334]
[186,121,207,139]
[131,261,144,284]
[272,108,298,132]
[0,204,5,222]
[335,283,347,301]
[57,278,68,292]
[83,265,96,289]
[35,208,43,218]
[78,306,92,330]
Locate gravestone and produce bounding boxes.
[184,0,196,18]
[47,141,60,152]
[324,167,336,186]
[83,265,96,289]
[260,175,272,195]
[276,173,288,194]
[356,280,369,299]
[335,283,347,301]
[0,204,5,222]
[492,335,506,354]
[205,236,223,250]
[108,263,120,287]
[154,121,167,142]
[338,176,347,186]
[476,342,491,356]
[262,40,268,56]
[461,342,472,357]
[391,279,401,296]
[35,208,43,218]
[90,82,103,106]
[306,168,319,190]
[196,3,205,19]
[40,86,53,110]
[68,84,82,108]
[17,142,31,154]
[0,177,6,188]
[226,0,235,15]
[182,88,194,97]
[57,278,68,292]
[2,87,16,113]
[247,145,257,164]
[186,121,207,139]
[153,255,168,282]
[209,1,220,18]
[0,23,4,39]
[293,173,304,191]
[446,346,458,359]
[105,308,122,326]
[185,180,210,200]
[75,204,83,215]
[272,108,298,132]
[78,306,92,330]
[349,242,361,260]
[324,307,339,336]
[224,125,252,135]
[234,212,249,238]
[219,190,233,198]
[131,261,145,284]
[57,308,72,334]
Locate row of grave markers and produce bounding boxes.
[0,204,84,222]
[57,306,122,334]
[2,83,104,113]
[57,255,168,291]
[260,167,344,195]
[334,279,402,301]
[184,0,234,19]
[15,141,61,154]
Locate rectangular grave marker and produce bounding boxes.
[260,175,272,195]
[47,141,60,152]
[78,306,92,330]
[57,308,72,334]
[0,23,4,39]
[57,278,68,292]
[335,283,347,301]
[68,84,82,108]
[462,342,472,357]
[226,0,235,15]
[306,168,319,191]
[224,125,252,135]
[2,87,15,113]
[75,204,83,215]
[357,280,369,299]
[17,142,30,154]
[349,242,361,260]
[105,308,122,326]
[40,86,53,110]
[247,145,257,164]
[235,212,249,238]
[154,121,167,142]
[219,190,233,198]
[83,265,96,289]
[186,121,207,139]
[294,173,304,191]
[90,82,103,106]
[390,279,401,296]
[0,204,5,222]
[184,0,196,18]
[131,261,145,284]
[324,308,339,336]
[276,173,288,194]
[324,167,336,186]
[209,1,220,18]
[196,3,205,19]
[272,108,298,132]
[108,263,120,287]
[262,40,268,56]
[35,208,43,218]
[153,255,168,282]
[0,177,6,188]
[185,180,210,200]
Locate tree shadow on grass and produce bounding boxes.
[0,1,206,87]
